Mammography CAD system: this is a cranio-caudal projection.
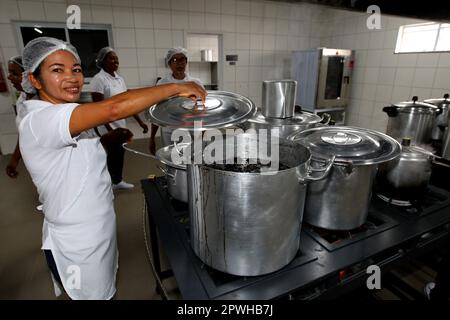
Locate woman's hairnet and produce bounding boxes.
[165,47,188,67]
[21,37,81,94]
[8,56,23,69]
[96,47,115,68]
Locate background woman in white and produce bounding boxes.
[148,47,204,154]
[90,47,149,190]
[19,37,206,300]
[5,56,27,178]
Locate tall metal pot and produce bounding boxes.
[424,94,450,141]
[261,80,297,118]
[186,133,334,276]
[240,109,330,139]
[383,96,440,146]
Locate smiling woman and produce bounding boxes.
[18,37,206,300]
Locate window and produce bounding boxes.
[395,22,450,53]
[14,22,112,79]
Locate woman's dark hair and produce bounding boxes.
[32,65,41,80]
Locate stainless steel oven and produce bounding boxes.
[291,48,354,124]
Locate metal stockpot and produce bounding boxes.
[156,143,190,202]
[261,80,297,118]
[288,127,401,231]
[240,109,330,139]
[383,96,440,146]
[122,142,190,202]
[424,94,450,141]
[187,133,334,276]
[376,139,432,200]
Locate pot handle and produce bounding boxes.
[122,142,158,160]
[409,146,445,161]
[157,165,176,180]
[382,106,398,117]
[320,113,331,125]
[299,155,336,183]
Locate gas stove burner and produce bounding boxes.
[377,193,412,207]
[304,212,399,251]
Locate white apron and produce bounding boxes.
[19,100,118,300]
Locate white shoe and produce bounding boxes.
[424,282,435,300]
[112,181,134,190]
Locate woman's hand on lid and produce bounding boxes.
[176,82,207,103]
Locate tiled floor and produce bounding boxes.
[0,138,165,300]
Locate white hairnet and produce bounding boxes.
[21,37,80,94]
[8,55,23,69]
[165,47,188,67]
[96,47,115,68]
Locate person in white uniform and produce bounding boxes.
[5,56,27,178]
[18,37,206,300]
[90,47,149,190]
[148,47,205,154]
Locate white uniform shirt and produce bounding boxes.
[90,69,127,135]
[157,74,205,147]
[157,73,204,88]
[19,100,117,300]
[14,92,27,128]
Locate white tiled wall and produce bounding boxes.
[187,34,219,61]
[319,8,450,133]
[7,1,447,153]
[0,0,325,153]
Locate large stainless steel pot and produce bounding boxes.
[261,80,297,118]
[240,109,330,139]
[186,133,334,276]
[288,126,401,231]
[383,96,440,146]
[424,94,450,141]
[376,138,432,200]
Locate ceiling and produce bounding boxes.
[274,0,450,23]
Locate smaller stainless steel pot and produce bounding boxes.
[288,126,401,231]
[122,142,189,202]
[376,138,432,200]
[155,143,190,202]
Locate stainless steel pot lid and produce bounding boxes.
[148,91,256,130]
[389,96,438,114]
[155,143,190,170]
[247,111,322,126]
[288,126,401,165]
